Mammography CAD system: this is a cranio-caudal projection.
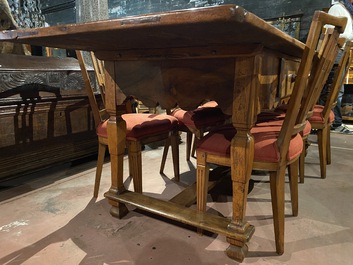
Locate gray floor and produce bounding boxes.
[0,131,352,265]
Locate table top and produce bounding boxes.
[0,5,304,58]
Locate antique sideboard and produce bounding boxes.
[0,53,98,181]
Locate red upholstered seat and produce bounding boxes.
[171,103,226,130]
[256,118,312,137]
[275,103,289,112]
[256,110,286,123]
[198,100,219,108]
[197,125,303,163]
[160,100,227,174]
[97,114,178,140]
[256,113,286,126]
[96,113,180,194]
[308,104,335,124]
[255,115,310,182]
[302,121,312,137]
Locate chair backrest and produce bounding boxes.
[76,50,139,127]
[276,11,346,161]
[296,30,344,124]
[321,40,353,122]
[89,51,106,106]
[76,50,108,128]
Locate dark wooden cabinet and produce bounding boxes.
[0,54,98,181]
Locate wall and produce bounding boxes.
[6,0,45,28]
[40,0,76,25]
[107,0,332,41]
[38,0,332,41]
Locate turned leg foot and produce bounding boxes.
[109,203,129,219]
[225,222,254,262]
[225,239,248,262]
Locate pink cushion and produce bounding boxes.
[171,104,225,130]
[308,105,335,124]
[275,104,289,112]
[256,103,287,123]
[197,125,303,163]
[96,113,178,141]
[199,100,219,108]
[257,118,311,137]
[302,120,312,137]
[256,111,286,123]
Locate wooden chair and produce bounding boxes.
[195,11,346,255]
[255,35,348,183]
[89,51,106,105]
[255,109,312,184]
[76,50,180,197]
[307,40,353,180]
[160,101,227,175]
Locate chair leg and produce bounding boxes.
[288,159,299,217]
[160,138,170,174]
[269,167,286,255]
[192,137,200,158]
[317,128,327,179]
[186,132,192,161]
[191,132,203,158]
[170,131,180,182]
[196,151,210,213]
[94,141,107,198]
[326,127,331,165]
[196,150,210,234]
[127,141,143,193]
[299,138,306,184]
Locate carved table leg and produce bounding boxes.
[109,201,129,219]
[103,61,129,219]
[105,117,129,219]
[226,236,249,262]
[226,129,255,262]
[224,56,258,261]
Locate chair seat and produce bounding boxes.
[256,118,312,137]
[256,102,288,123]
[171,103,226,130]
[308,105,335,124]
[197,125,303,163]
[256,111,286,123]
[302,121,312,137]
[97,113,178,140]
[275,103,289,112]
[198,100,219,108]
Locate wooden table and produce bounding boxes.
[0,5,304,261]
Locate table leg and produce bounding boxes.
[103,61,129,219]
[106,117,129,218]
[226,129,255,261]
[225,56,258,260]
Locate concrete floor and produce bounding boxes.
[0,130,353,265]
